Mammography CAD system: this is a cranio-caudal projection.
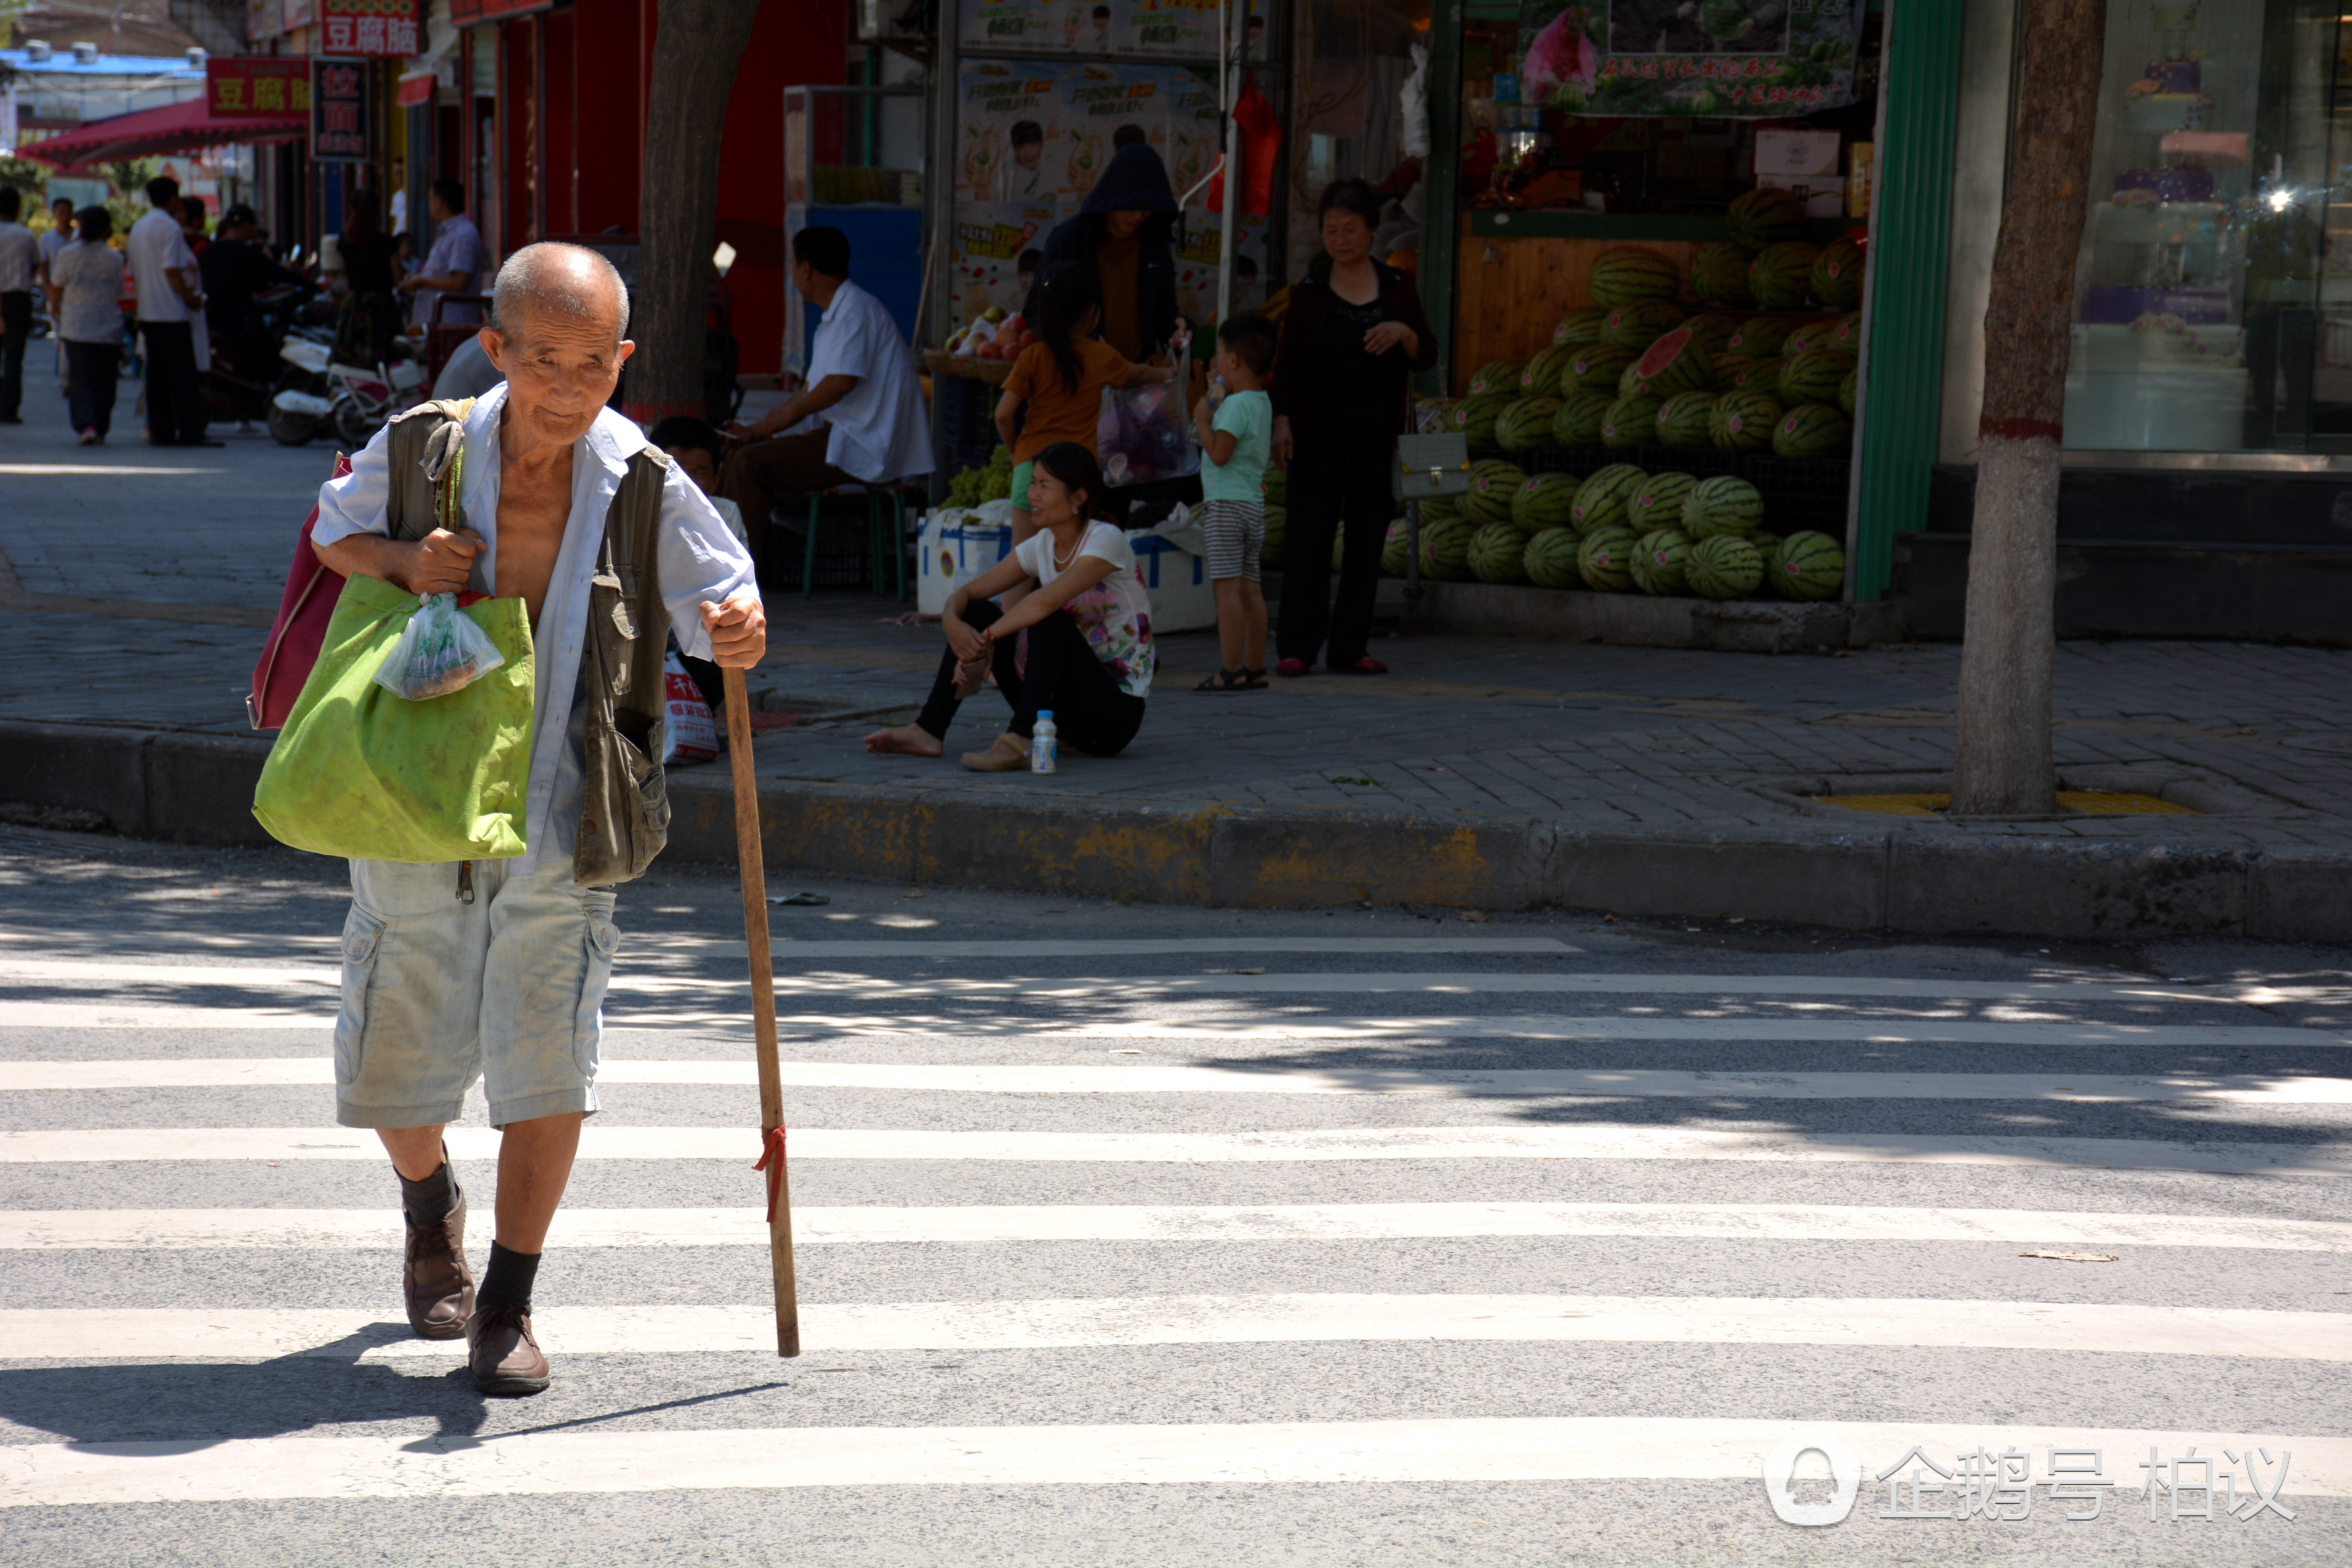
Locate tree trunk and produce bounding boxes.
[1949,0,2108,817]
[626,0,763,424]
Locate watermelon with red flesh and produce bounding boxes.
[1629,328,1714,398]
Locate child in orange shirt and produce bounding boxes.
[996,265,1174,543]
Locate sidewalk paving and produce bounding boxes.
[1,403,2347,935]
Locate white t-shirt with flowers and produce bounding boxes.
[1013,521,1156,699]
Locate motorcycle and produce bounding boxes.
[201,282,328,429]
[269,338,426,448]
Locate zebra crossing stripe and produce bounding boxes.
[4,1125,2341,1174]
[7,1203,2345,1252]
[0,999,2335,1045]
[5,1056,2346,1103]
[0,957,2251,1005]
[3,1417,2342,1506]
[6,1296,2347,1362]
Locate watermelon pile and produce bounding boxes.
[1446,394,1512,447]
[1468,522,1532,584]
[1466,360,1526,395]
[1462,459,1528,524]
[1626,328,1713,398]
[1712,352,1770,392]
[1654,391,1717,448]
[1419,517,1477,581]
[1726,187,1808,250]
[1519,344,1578,399]
[1772,530,1845,599]
[1381,519,1411,578]
[1779,348,1857,407]
[1570,345,1638,394]
[1577,525,1639,591]
[1690,242,1757,309]
[1263,468,1287,506]
[1774,404,1852,457]
[1628,529,1693,595]
[1571,463,1646,533]
[1600,394,1662,449]
[1726,318,1794,358]
[1811,238,1863,310]
[1708,390,1782,452]
[1552,394,1612,447]
[1679,314,1739,356]
[1681,474,1766,539]
[1629,467,1690,519]
[1551,306,1610,348]
[1749,242,1820,310]
[1602,299,1685,351]
[1511,472,1580,532]
[1838,368,1858,416]
[1587,247,1681,309]
[1686,534,1764,600]
[1523,527,1581,588]
[1495,398,1561,451]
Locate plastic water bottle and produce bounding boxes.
[1031,711,1058,774]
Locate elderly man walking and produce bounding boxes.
[311,242,764,1395]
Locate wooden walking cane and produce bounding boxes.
[723,665,800,1356]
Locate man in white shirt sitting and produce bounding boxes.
[719,225,933,533]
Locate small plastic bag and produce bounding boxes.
[372,592,506,701]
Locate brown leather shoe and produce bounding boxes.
[467,1302,551,1396]
[403,1190,474,1340]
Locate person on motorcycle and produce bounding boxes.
[202,204,306,385]
[332,189,404,371]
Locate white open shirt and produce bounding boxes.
[314,386,760,876]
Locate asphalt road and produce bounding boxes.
[0,824,2347,1566]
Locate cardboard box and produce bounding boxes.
[1755,129,1841,178]
[1755,172,1847,218]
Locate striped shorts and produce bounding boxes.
[1199,498,1265,583]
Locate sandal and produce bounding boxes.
[959,732,1031,772]
[1242,667,1269,689]
[1194,668,1252,692]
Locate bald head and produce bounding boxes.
[490,242,630,347]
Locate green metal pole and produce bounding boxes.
[1851,0,1966,601]
[1419,0,1462,396]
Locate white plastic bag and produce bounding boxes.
[661,648,720,764]
[372,592,505,701]
[1096,350,1197,488]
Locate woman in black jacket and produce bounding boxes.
[1025,143,1187,362]
[1268,178,1441,675]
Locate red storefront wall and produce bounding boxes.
[488,0,845,378]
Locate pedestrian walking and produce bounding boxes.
[38,196,76,394]
[47,208,125,445]
[307,242,764,1395]
[126,176,212,447]
[994,264,1174,544]
[1190,312,1278,691]
[865,441,1152,771]
[1267,178,1439,677]
[0,187,40,425]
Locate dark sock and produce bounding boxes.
[398,1157,458,1227]
[477,1240,541,1315]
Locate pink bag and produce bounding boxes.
[247,452,353,730]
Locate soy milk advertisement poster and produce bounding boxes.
[960,0,1225,58]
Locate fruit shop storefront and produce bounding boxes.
[1419,0,2351,643]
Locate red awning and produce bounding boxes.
[17,97,307,168]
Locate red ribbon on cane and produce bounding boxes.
[753,1124,789,1224]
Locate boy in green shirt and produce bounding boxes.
[1190,312,1276,691]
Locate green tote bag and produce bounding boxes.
[252,572,537,862]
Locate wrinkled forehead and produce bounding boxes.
[501,292,628,354]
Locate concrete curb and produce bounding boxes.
[6,721,2347,942]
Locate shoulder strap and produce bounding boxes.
[383,397,476,543]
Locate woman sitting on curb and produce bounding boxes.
[864,442,1154,771]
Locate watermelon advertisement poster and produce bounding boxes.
[1518,0,1866,118]
[950,58,1267,323]
[959,0,1228,61]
